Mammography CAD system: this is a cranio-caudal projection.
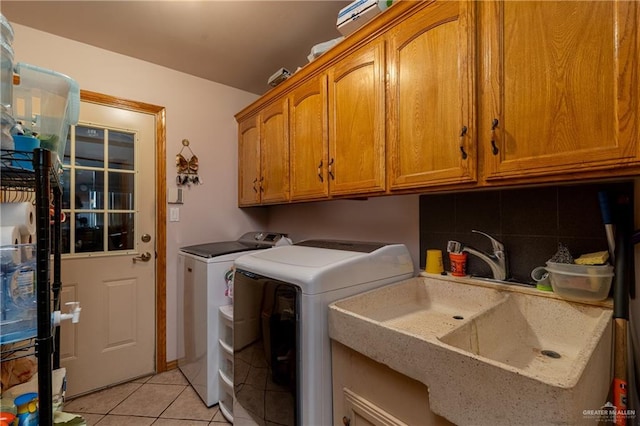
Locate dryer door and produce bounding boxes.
[233,269,300,426]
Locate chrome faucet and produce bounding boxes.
[447,230,508,281]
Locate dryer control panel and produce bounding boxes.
[238,232,287,246]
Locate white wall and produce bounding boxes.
[267,194,421,271]
[11,24,267,362]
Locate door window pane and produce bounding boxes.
[75,212,104,253]
[75,126,105,168]
[64,123,138,255]
[108,172,134,210]
[75,169,104,210]
[109,131,135,170]
[108,213,134,251]
[61,174,71,209]
[61,219,70,254]
[63,132,71,165]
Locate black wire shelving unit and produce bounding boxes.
[1,148,63,426]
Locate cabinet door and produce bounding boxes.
[290,74,329,201]
[328,39,386,196]
[343,388,409,426]
[260,98,290,204]
[480,1,640,181]
[238,114,261,206]
[332,341,451,426]
[387,1,476,190]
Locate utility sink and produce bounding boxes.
[331,276,507,338]
[328,275,614,425]
[438,292,612,386]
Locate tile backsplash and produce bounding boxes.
[419,182,634,284]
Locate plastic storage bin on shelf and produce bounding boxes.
[0,14,14,45]
[0,13,14,113]
[545,261,614,302]
[219,347,233,379]
[1,244,37,344]
[1,109,14,150]
[0,39,14,112]
[12,62,80,165]
[218,304,234,423]
[218,370,234,422]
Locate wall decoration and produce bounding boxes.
[175,139,201,187]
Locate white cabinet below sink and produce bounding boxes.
[332,341,452,426]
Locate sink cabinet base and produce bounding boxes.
[331,341,452,426]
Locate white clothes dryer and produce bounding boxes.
[232,240,415,426]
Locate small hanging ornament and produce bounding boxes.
[175,139,202,186]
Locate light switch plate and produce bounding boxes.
[169,207,180,222]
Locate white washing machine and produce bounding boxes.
[176,231,287,407]
[232,240,415,426]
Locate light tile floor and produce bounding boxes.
[64,369,231,426]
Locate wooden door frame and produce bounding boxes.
[80,90,168,372]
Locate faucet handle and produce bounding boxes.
[472,230,504,253]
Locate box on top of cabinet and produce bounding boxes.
[337,0,394,36]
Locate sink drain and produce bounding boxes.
[541,350,561,359]
[452,315,464,320]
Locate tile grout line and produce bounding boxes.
[162,382,220,422]
[104,381,145,417]
[156,384,193,421]
[70,372,226,424]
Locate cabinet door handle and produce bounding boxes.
[459,126,468,160]
[317,160,324,183]
[491,118,499,155]
[259,176,264,192]
[328,158,335,180]
[252,178,258,193]
[342,416,351,426]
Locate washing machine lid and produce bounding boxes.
[180,241,267,258]
[234,241,415,294]
[179,231,288,258]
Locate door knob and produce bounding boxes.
[133,252,152,263]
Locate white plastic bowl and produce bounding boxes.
[545,261,614,302]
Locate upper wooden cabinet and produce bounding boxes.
[387,0,477,190]
[289,74,329,201]
[479,0,640,181]
[327,39,386,197]
[237,99,289,207]
[260,99,290,204]
[237,0,640,206]
[238,114,261,206]
[290,44,387,202]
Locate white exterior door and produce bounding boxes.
[59,100,156,397]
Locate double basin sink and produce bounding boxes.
[328,275,613,425]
